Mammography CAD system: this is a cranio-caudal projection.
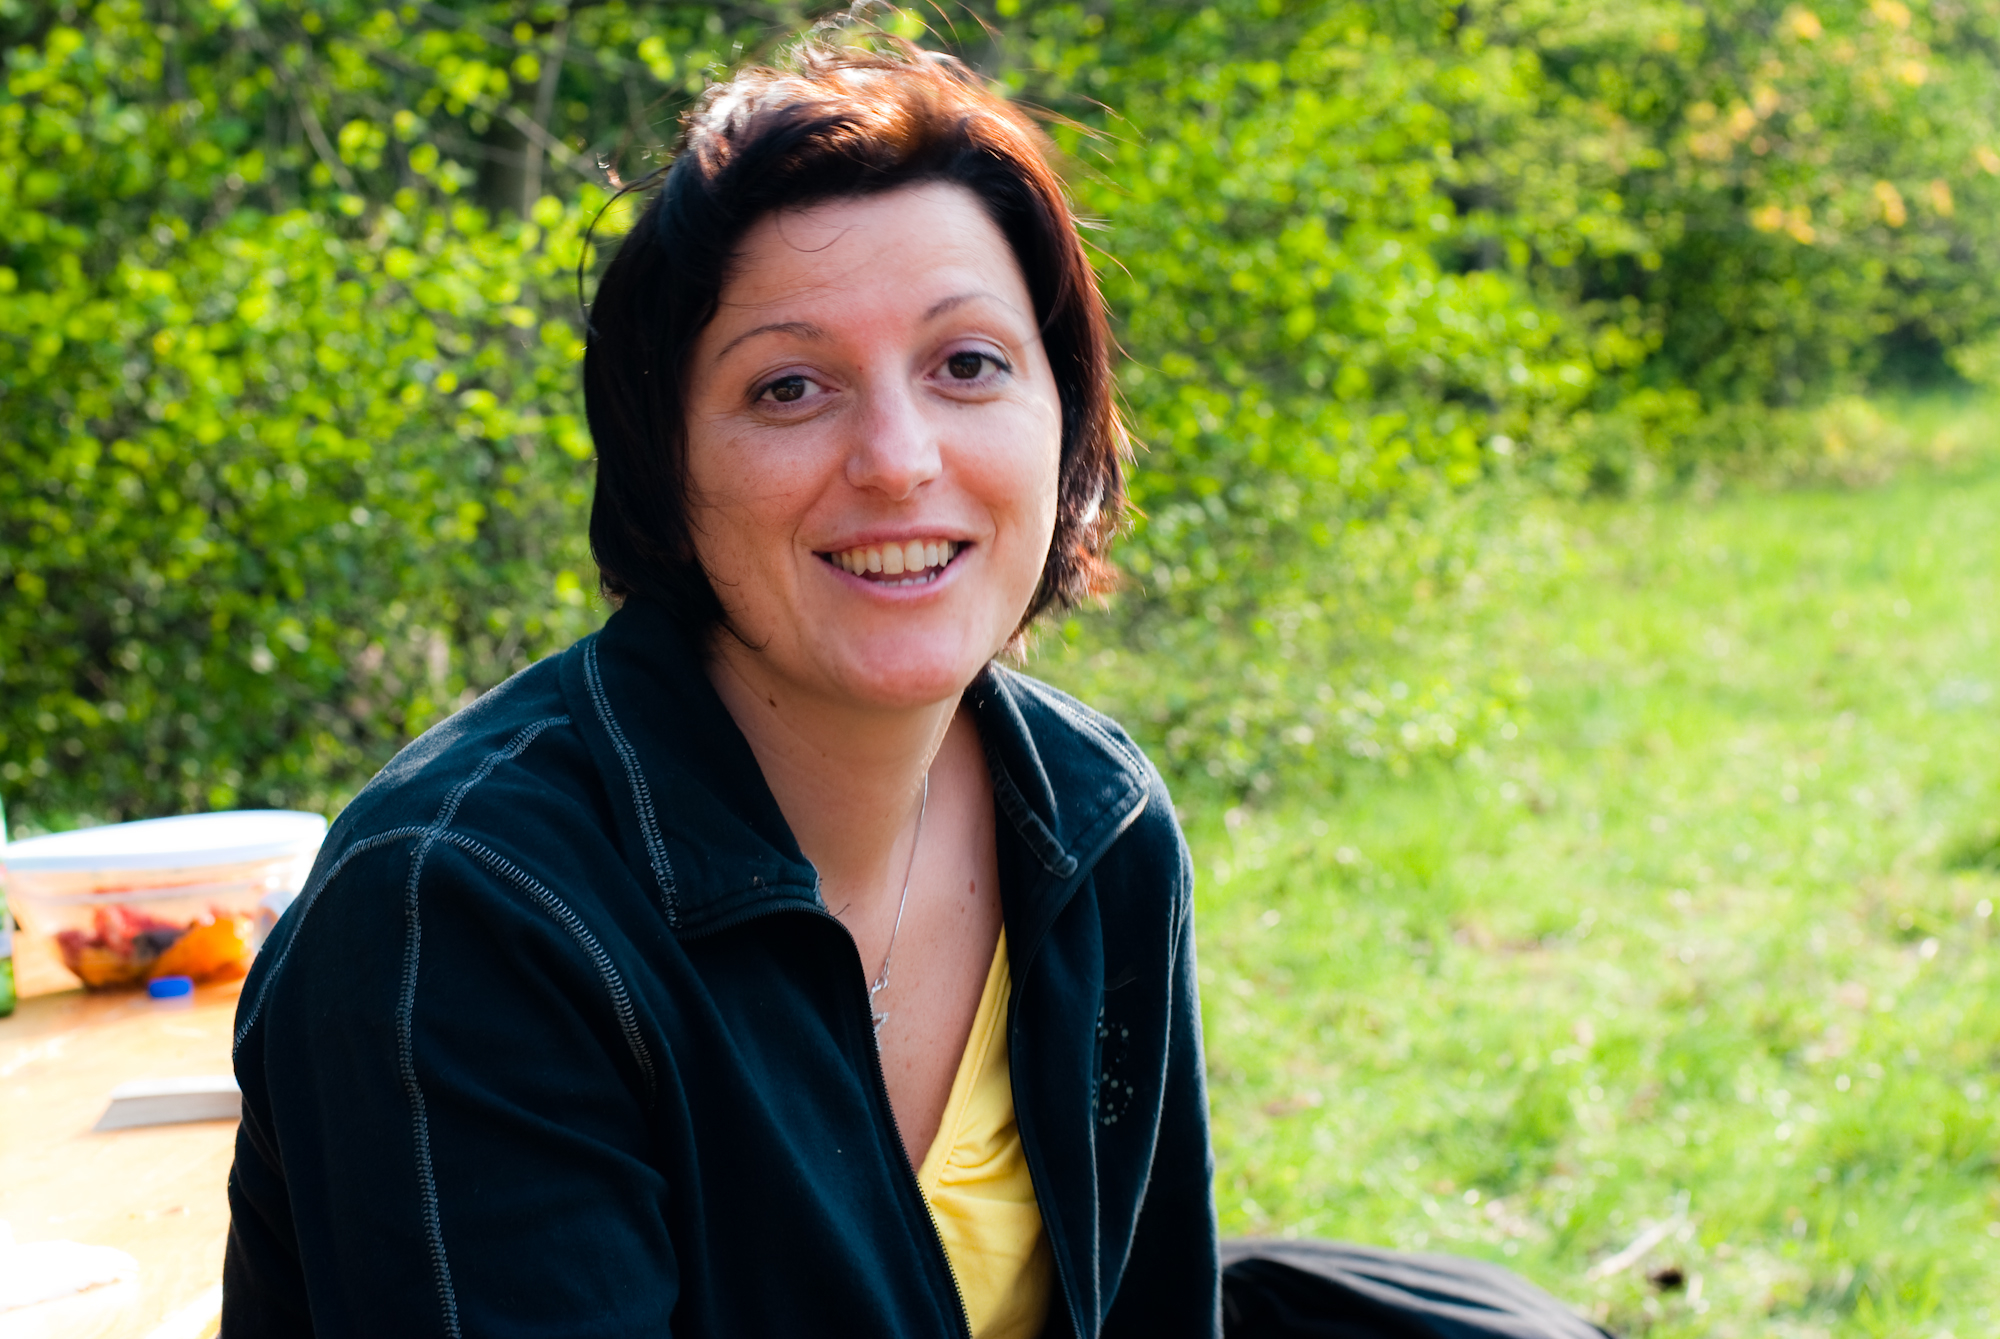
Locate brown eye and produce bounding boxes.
[767,375,807,403]
[945,352,987,380]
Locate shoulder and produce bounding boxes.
[989,666,1155,778]
[981,664,1161,794]
[243,643,626,987]
[326,649,589,851]
[235,638,655,1053]
[986,662,1174,802]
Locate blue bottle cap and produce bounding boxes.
[148,975,195,999]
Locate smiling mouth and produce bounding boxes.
[821,539,963,587]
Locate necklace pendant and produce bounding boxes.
[864,773,925,1044]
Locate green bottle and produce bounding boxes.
[0,903,13,1017]
[0,796,14,1017]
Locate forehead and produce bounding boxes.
[717,182,1030,318]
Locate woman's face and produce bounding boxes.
[684,182,1063,712]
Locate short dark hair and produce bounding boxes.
[582,35,1127,634]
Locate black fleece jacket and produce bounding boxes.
[223,599,1220,1337]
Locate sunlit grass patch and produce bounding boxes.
[1092,430,2000,1336]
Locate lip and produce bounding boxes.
[813,527,977,553]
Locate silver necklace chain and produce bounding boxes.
[868,772,929,1037]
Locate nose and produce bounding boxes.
[844,377,941,501]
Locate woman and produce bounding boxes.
[225,35,1218,1338]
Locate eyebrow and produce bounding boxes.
[924,291,1011,321]
[709,292,1019,365]
[711,320,827,364]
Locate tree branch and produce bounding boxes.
[522,19,574,210]
[294,94,359,194]
[242,26,358,194]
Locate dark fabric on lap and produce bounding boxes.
[1220,1240,1615,1339]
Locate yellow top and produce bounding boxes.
[915,928,1054,1339]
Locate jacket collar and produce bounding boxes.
[560,598,1151,937]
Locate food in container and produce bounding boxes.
[1,811,326,990]
[50,905,257,989]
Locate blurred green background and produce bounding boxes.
[2,1,1996,1333]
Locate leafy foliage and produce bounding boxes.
[998,0,2000,792]
[0,0,794,820]
[7,5,594,817]
[4,0,1998,824]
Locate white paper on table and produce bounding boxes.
[0,1221,140,1313]
[94,1075,241,1131]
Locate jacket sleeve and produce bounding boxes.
[225,838,677,1338]
[1101,830,1223,1338]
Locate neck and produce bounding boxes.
[704,638,959,915]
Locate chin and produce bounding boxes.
[824,632,1002,710]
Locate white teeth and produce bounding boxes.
[826,539,959,581]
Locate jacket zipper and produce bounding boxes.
[1006,887,1088,1339]
[858,982,976,1337]
[686,898,972,1339]
[820,903,976,1339]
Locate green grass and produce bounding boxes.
[1116,428,2000,1335]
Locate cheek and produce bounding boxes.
[996,421,1063,575]
[1030,408,1064,534]
[680,473,752,575]
[684,435,808,571]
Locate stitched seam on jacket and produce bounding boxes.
[583,639,681,926]
[233,824,429,1054]
[399,848,458,1338]
[438,830,658,1099]
[398,713,568,1339]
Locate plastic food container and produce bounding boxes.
[1,811,327,989]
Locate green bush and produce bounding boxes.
[0,3,625,821]
[4,0,1998,825]
[998,0,2000,795]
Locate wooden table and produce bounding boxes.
[0,933,233,1339]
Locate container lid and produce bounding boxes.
[0,811,328,873]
